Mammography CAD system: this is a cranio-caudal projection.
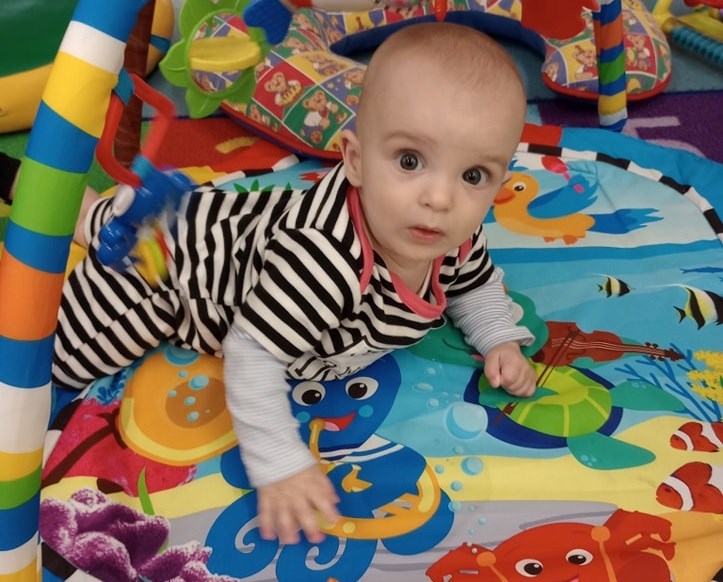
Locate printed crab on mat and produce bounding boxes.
[425,508,675,582]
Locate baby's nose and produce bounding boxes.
[420,178,454,210]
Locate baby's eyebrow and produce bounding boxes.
[473,153,512,169]
[385,130,434,147]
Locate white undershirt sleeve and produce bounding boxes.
[222,324,317,488]
[446,266,534,355]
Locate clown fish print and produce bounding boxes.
[673,285,723,329]
[656,462,723,513]
[598,275,631,298]
[670,421,723,452]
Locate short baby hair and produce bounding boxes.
[357,22,525,124]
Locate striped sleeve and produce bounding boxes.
[223,326,317,487]
[446,267,534,355]
[445,227,495,296]
[234,227,360,363]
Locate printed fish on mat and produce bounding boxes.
[656,461,723,514]
[672,285,723,329]
[670,421,723,452]
[680,266,723,275]
[598,275,632,298]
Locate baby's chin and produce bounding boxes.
[374,232,467,266]
[394,247,452,265]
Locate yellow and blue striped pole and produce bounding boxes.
[0,1,148,579]
[594,0,628,131]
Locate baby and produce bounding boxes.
[53,22,535,546]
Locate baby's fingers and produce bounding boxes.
[256,468,341,546]
[483,355,502,388]
[296,498,325,544]
[506,379,536,397]
[261,497,311,545]
[257,491,304,544]
[288,488,338,545]
[501,367,536,397]
[314,484,340,529]
[275,503,303,545]
[257,496,281,542]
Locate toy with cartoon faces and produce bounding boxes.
[162,0,672,155]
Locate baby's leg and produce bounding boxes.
[53,197,179,388]
[53,276,179,387]
[72,186,101,248]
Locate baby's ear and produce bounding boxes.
[340,129,362,187]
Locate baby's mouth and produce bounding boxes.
[410,226,443,241]
[317,411,356,432]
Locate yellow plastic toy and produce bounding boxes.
[652,0,723,65]
[0,0,174,133]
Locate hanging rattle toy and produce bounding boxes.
[95,70,196,286]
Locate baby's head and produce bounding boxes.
[341,23,527,271]
[356,23,525,133]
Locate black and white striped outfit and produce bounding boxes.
[53,163,533,485]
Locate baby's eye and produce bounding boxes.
[462,167,487,185]
[398,152,420,171]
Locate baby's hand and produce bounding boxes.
[484,342,537,397]
[257,464,340,545]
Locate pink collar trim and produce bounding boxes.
[347,187,375,293]
[346,187,450,319]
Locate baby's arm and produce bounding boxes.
[223,326,339,545]
[446,266,536,396]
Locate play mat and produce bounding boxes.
[29,123,723,582]
[1,1,722,581]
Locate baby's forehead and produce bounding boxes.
[363,63,513,111]
[371,108,516,155]
[366,47,511,95]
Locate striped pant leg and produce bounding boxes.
[52,199,180,388]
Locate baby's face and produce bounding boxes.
[344,59,525,271]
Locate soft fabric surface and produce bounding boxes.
[537,90,723,163]
[38,123,723,582]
